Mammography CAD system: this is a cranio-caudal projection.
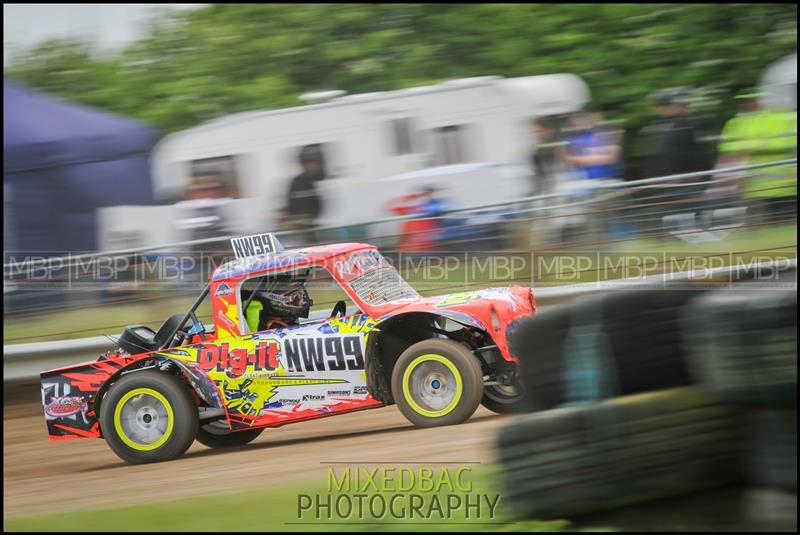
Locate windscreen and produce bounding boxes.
[335,250,420,306]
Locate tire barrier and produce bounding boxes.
[496,387,743,519]
[510,289,699,411]
[681,287,797,409]
[682,286,797,492]
[500,278,797,520]
[742,409,797,492]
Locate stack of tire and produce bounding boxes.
[497,387,742,519]
[496,280,797,520]
[510,289,699,412]
[681,285,797,492]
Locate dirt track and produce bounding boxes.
[4,400,512,517]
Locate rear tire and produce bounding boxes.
[196,420,264,448]
[100,370,198,464]
[391,339,484,427]
[481,382,530,414]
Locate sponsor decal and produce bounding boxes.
[302,394,325,402]
[336,250,385,277]
[198,342,280,378]
[215,282,233,297]
[217,309,238,330]
[263,401,283,410]
[284,335,365,372]
[261,291,293,304]
[45,396,87,418]
[316,323,339,335]
[436,292,481,308]
[353,386,369,395]
[224,390,259,402]
[219,375,348,417]
[435,289,521,311]
[327,390,352,397]
[213,254,309,282]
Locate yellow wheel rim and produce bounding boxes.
[402,354,463,418]
[113,387,175,451]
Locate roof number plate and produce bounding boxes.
[230,233,283,259]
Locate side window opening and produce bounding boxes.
[179,156,241,244]
[306,265,360,316]
[189,156,241,199]
[238,266,359,334]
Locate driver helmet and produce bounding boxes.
[257,278,312,321]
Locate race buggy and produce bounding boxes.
[41,234,537,463]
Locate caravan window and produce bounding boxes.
[189,156,241,199]
[388,118,418,156]
[431,125,477,165]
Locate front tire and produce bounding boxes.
[99,370,198,464]
[391,339,484,427]
[196,420,264,448]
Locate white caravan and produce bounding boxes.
[100,74,590,250]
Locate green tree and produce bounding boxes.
[5,4,796,175]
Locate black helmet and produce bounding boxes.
[257,279,311,320]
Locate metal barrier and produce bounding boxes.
[2,158,796,320]
[4,258,795,382]
[3,158,796,271]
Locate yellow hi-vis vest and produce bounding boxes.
[720,109,797,199]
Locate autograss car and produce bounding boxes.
[40,234,536,463]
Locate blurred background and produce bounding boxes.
[3,3,797,531]
[3,3,796,297]
[3,3,797,332]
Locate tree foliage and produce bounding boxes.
[5,4,797,175]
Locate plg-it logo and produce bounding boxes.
[198,342,280,378]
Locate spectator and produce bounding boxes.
[718,89,797,224]
[641,88,711,179]
[639,88,715,233]
[563,106,629,240]
[564,106,623,182]
[175,175,233,282]
[284,144,325,245]
[387,186,447,252]
[175,175,232,240]
[528,116,571,197]
[704,90,762,216]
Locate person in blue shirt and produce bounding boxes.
[564,106,633,240]
[565,106,623,180]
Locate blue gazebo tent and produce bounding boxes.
[3,79,159,255]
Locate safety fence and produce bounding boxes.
[4,257,795,382]
[2,158,797,332]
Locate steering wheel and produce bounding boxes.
[330,300,347,319]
